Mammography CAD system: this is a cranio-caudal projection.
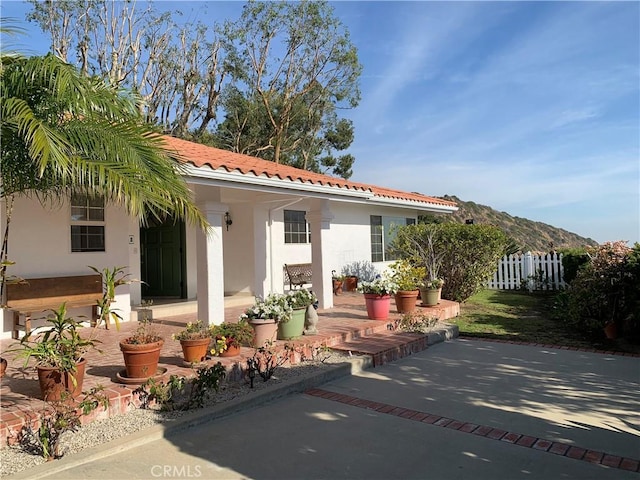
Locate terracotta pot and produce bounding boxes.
[394,290,419,314]
[343,276,358,292]
[0,357,7,378]
[420,287,442,307]
[37,358,87,401]
[249,318,278,348]
[364,293,392,320]
[220,344,241,357]
[278,308,306,340]
[119,340,164,380]
[333,280,343,295]
[603,322,617,340]
[180,338,210,363]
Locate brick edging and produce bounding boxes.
[458,335,640,357]
[305,388,640,473]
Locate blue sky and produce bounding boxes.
[2,1,639,245]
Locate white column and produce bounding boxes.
[253,206,270,299]
[196,202,227,326]
[306,200,334,309]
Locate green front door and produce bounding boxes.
[140,220,185,298]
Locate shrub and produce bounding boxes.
[559,241,640,338]
[558,247,590,284]
[390,223,510,302]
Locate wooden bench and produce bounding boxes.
[284,263,313,290]
[6,274,102,339]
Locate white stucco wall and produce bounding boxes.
[1,196,132,338]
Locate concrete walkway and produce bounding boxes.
[9,338,639,480]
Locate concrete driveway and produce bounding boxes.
[14,338,640,480]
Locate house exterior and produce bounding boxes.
[0,136,457,338]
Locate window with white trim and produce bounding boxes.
[370,215,416,262]
[70,194,105,252]
[284,210,311,244]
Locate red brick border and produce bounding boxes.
[305,388,640,473]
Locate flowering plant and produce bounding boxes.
[239,293,293,323]
[171,320,211,341]
[357,276,398,296]
[209,321,254,348]
[210,336,228,356]
[286,288,317,309]
[388,260,426,291]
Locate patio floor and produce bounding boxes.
[0,292,459,447]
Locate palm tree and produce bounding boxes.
[0,51,209,295]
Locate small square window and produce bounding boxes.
[71,194,105,252]
[284,210,311,244]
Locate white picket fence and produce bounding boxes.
[487,252,565,291]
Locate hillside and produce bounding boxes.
[426,195,598,253]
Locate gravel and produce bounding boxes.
[0,352,361,477]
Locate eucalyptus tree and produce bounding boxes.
[220,0,361,166]
[0,53,208,295]
[27,0,226,135]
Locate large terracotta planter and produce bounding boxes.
[420,287,442,307]
[119,340,164,380]
[394,290,419,314]
[343,276,358,292]
[37,358,87,401]
[180,338,210,363]
[364,294,392,320]
[249,318,278,347]
[333,280,343,295]
[278,308,306,340]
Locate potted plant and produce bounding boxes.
[240,293,293,347]
[119,318,163,381]
[331,271,345,295]
[389,260,426,314]
[280,289,317,339]
[172,320,211,364]
[357,276,398,320]
[420,278,444,307]
[210,320,254,357]
[10,303,100,401]
[341,260,378,291]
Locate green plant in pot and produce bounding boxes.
[10,303,101,401]
[280,289,318,339]
[240,293,293,347]
[209,320,254,356]
[172,320,211,364]
[119,318,164,381]
[331,271,345,295]
[89,265,138,330]
[357,276,398,321]
[420,278,445,307]
[389,260,426,314]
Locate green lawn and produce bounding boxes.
[453,289,640,354]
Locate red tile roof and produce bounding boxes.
[161,135,457,209]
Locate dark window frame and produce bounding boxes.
[70,194,105,252]
[284,209,311,244]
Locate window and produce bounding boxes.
[71,194,105,252]
[284,210,311,244]
[370,216,416,262]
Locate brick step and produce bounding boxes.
[331,330,429,367]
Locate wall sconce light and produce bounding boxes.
[224,211,232,231]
